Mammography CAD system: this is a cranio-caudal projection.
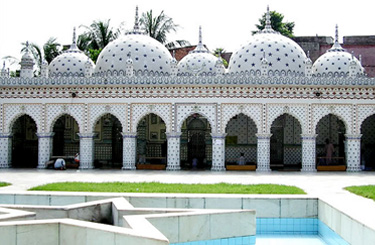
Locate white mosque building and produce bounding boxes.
[0,7,374,172]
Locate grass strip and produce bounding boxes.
[0,182,11,188]
[29,182,306,194]
[345,185,375,201]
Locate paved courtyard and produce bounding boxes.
[0,169,374,232]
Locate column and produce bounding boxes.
[122,132,137,170]
[301,134,317,172]
[256,134,272,172]
[166,132,181,171]
[345,134,362,172]
[78,133,95,169]
[37,132,54,169]
[211,133,227,171]
[0,133,12,168]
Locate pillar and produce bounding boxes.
[301,134,317,172]
[37,132,54,169]
[211,133,227,171]
[78,133,95,169]
[122,132,137,170]
[166,132,181,171]
[0,133,12,168]
[256,134,272,172]
[345,134,362,172]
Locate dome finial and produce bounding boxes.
[328,24,345,52]
[259,6,277,34]
[191,26,208,53]
[265,5,271,29]
[307,50,310,59]
[73,27,76,45]
[134,6,140,32]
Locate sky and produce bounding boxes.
[0,0,374,68]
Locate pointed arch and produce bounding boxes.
[178,112,213,133]
[133,111,170,132]
[49,113,81,133]
[8,112,39,133]
[314,112,348,135]
[223,112,259,134]
[91,112,122,132]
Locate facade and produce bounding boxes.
[1,7,374,172]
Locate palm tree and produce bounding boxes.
[79,19,119,50]
[78,19,120,62]
[43,37,61,63]
[140,10,189,49]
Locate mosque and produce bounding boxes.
[0,7,374,172]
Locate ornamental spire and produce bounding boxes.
[191,26,208,53]
[328,24,345,52]
[70,27,78,50]
[265,5,271,29]
[259,6,278,34]
[134,6,140,32]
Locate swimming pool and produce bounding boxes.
[172,218,349,245]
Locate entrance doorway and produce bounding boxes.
[11,115,38,168]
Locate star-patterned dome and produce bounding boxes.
[177,27,225,76]
[49,29,95,77]
[228,7,307,76]
[312,25,364,77]
[94,7,172,77]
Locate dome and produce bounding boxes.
[228,7,307,76]
[312,25,364,77]
[94,7,172,77]
[177,27,225,76]
[49,29,94,77]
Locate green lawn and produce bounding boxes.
[0,182,10,188]
[345,185,375,201]
[29,182,306,194]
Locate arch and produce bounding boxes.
[314,112,348,135]
[268,112,305,134]
[91,112,123,133]
[93,113,123,168]
[360,114,375,170]
[52,114,80,157]
[180,113,212,170]
[270,114,302,170]
[49,112,81,133]
[224,113,258,166]
[11,114,38,168]
[359,113,375,131]
[136,113,168,166]
[223,112,259,134]
[178,112,214,133]
[133,111,170,133]
[8,112,39,134]
[315,114,346,166]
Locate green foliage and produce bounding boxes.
[88,48,102,63]
[213,48,228,68]
[345,185,375,201]
[253,11,295,37]
[0,182,11,188]
[29,182,306,194]
[140,10,189,49]
[79,19,119,51]
[43,37,61,63]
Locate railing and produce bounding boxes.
[1,74,375,87]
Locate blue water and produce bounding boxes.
[172,218,349,245]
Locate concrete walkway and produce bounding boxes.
[0,169,375,232]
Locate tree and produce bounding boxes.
[140,10,189,49]
[213,48,228,68]
[78,19,120,62]
[43,37,61,63]
[252,10,295,38]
